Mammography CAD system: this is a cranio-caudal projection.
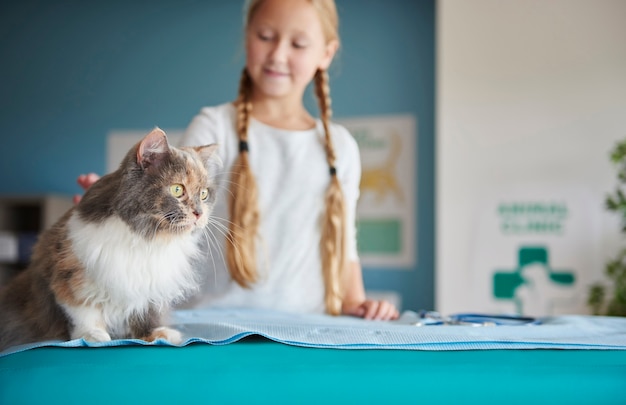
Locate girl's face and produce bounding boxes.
[245,0,338,101]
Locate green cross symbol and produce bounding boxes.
[493,246,575,313]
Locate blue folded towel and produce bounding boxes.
[2,308,625,357]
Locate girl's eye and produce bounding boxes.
[170,184,185,198]
[292,35,309,49]
[200,188,209,201]
[258,32,273,41]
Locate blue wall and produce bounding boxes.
[0,0,435,311]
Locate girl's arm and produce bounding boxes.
[341,260,399,320]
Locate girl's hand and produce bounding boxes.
[73,173,100,204]
[343,299,399,321]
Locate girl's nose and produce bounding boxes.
[268,39,289,63]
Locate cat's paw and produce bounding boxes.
[146,326,183,344]
[78,328,112,343]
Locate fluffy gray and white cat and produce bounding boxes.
[0,128,218,351]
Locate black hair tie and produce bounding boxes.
[239,140,249,152]
[329,166,337,176]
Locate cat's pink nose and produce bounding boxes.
[192,210,202,219]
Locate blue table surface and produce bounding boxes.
[2,339,625,405]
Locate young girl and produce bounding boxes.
[78,0,398,320]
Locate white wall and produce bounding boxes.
[437,0,626,315]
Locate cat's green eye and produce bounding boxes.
[200,188,209,201]
[170,184,185,198]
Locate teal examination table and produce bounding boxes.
[1,308,625,404]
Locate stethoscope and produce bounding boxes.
[399,310,542,327]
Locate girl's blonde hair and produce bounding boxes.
[227,0,346,315]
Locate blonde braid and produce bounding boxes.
[226,68,260,287]
[315,69,348,315]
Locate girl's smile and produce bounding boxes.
[263,66,289,78]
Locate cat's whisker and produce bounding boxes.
[203,218,248,271]
[204,220,248,271]
[204,223,235,256]
[207,220,238,247]
[208,220,245,248]
[154,212,178,236]
[207,217,236,234]
[210,173,243,200]
[209,214,246,233]
[200,226,225,286]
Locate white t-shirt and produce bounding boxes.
[179,103,361,313]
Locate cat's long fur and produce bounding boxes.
[0,128,218,351]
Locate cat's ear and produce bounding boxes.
[137,127,170,171]
[194,144,222,168]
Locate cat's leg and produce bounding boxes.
[129,306,183,344]
[147,326,183,344]
[61,304,111,342]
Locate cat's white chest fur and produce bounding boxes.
[66,212,200,336]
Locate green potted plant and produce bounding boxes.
[588,140,626,316]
